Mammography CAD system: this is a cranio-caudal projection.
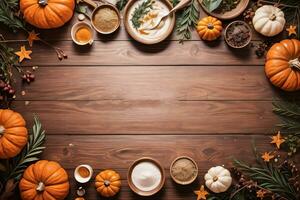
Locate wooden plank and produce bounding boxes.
[41,134,272,200]
[17,66,289,101]
[12,100,277,134]
[12,41,263,66]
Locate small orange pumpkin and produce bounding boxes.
[95,169,121,197]
[197,16,222,41]
[20,0,75,29]
[0,109,28,159]
[265,39,300,91]
[19,160,70,200]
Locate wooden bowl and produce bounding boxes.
[170,156,198,185]
[199,0,250,20]
[224,20,252,49]
[127,157,165,196]
[123,0,175,44]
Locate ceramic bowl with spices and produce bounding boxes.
[224,20,252,48]
[74,164,93,183]
[170,156,198,185]
[71,22,94,45]
[128,157,165,196]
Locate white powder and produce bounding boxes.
[131,162,162,191]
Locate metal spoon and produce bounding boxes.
[145,0,191,30]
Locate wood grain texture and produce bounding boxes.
[14,41,263,66]
[18,66,281,101]
[12,100,276,134]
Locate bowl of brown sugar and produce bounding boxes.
[91,4,120,34]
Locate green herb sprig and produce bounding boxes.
[131,0,154,29]
[117,0,128,10]
[175,0,199,43]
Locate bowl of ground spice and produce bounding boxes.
[71,22,94,45]
[170,156,198,185]
[91,4,120,34]
[224,20,252,49]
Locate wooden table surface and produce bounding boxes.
[2,5,297,200]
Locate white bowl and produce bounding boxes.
[71,22,94,45]
[74,164,93,183]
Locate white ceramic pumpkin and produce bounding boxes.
[252,5,285,37]
[204,166,232,193]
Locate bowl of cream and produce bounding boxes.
[128,157,165,196]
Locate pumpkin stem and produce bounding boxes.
[36,182,45,192]
[207,23,214,30]
[289,58,300,70]
[104,180,110,187]
[213,176,218,182]
[0,125,4,136]
[38,0,48,6]
[269,13,276,21]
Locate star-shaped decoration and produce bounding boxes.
[27,30,40,47]
[261,152,274,162]
[194,185,209,200]
[15,46,32,63]
[286,25,297,36]
[271,131,285,149]
[256,189,267,199]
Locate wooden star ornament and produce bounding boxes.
[271,131,285,149]
[27,30,40,47]
[286,25,297,36]
[261,152,274,162]
[15,46,32,63]
[194,185,209,200]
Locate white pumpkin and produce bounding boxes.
[204,166,232,193]
[252,5,285,37]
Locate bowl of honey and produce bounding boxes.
[71,22,94,45]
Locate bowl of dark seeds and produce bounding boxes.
[224,20,252,48]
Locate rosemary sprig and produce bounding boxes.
[116,0,128,10]
[7,116,46,181]
[131,0,154,29]
[176,0,199,43]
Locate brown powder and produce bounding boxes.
[78,166,90,178]
[93,7,119,33]
[171,158,197,183]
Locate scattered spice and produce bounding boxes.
[225,21,251,48]
[93,7,119,33]
[75,27,92,44]
[78,166,90,178]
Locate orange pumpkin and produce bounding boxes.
[95,169,121,197]
[265,39,300,91]
[0,109,28,159]
[19,160,70,200]
[197,16,222,41]
[20,0,75,29]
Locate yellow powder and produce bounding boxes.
[75,27,92,44]
[93,7,119,33]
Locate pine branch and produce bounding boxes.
[7,116,46,181]
[234,160,297,200]
[0,1,26,32]
[176,0,199,43]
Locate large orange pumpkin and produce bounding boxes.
[0,109,28,159]
[19,160,70,200]
[265,39,300,91]
[20,0,75,29]
[95,169,121,197]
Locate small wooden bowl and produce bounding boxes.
[127,157,165,196]
[170,156,198,185]
[224,20,252,49]
[199,0,249,20]
[123,0,175,44]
